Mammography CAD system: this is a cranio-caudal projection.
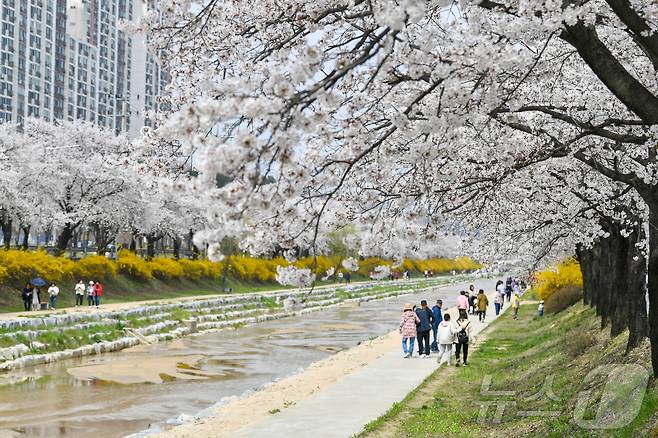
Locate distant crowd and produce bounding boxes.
[399,277,527,365]
[21,280,104,311]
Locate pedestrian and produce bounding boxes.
[21,283,32,311]
[345,272,351,283]
[505,277,513,303]
[338,271,344,283]
[468,285,477,314]
[496,280,505,306]
[31,286,41,311]
[415,299,434,358]
[457,290,469,319]
[74,280,85,307]
[87,281,95,307]
[453,313,472,366]
[512,292,521,319]
[47,283,59,309]
[437,313,454,366]
[93,282,103,308]
[537,300,545,317]
[494,293,502,316]
[400,303,420,358]
[476,289,489,322]
[431,299,443,352]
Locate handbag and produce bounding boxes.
[457,322,470,344]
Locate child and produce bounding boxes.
[437,313,454,366]
[399,303,420,358]
[512,292,521,319]
[537,300,545,317]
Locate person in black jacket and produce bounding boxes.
[21,283,32,311]
[415,300,434,357]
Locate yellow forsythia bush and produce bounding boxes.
[294,256,341,275]
[0,249,74,284]
[72,255,118,280]
[228,255,283,282]
[149,257,185,280]
[116,249,153,281]
[534,258,583,300]
[178,259,222,280]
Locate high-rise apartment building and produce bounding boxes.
[0,0,165,137]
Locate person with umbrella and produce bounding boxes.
[30,277,46,311]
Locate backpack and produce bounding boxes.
[457,322,470,344]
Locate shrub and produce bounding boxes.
[534,258,583,300]
[357,257,391,277]
[72,255,117,280]
[229,255,282,282]
[116,249,152,281]
[295,255,341,276]
[0,249,74,284]
[544,285,583,314]
[149,257,185,280]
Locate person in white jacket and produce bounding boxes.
[437,313,455,366]
[74,280,85,307]
[453,315,474,366]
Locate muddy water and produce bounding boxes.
[0,279,485,438]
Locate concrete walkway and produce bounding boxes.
[233,280,508,438]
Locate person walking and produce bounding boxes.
[468,285,477,315]
[87,281,95,307]
[476,289,489,322]
[537,300,545,317]
[47,283,60,310]
[400,303,420,358]
[93,282,103,308]
[457,290,469,319]
[512,292,521,319]
[453,313,472,366]
[505,277,513,303]
[31,286,41,311]
[415,300,434,358]
[431,299,443,352]
[494,292,502,316]
[74,280,85,307]
[496,280,506,306]
[21,283,32,311]
[437,313,454,366]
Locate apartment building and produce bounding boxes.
[0,0,165,137]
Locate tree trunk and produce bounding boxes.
[20,224,30,250]
[576,244,594,307]
[145,233,162,259]
[56,223,75,255]
[647,205,658,376]
[173,236,181,259]
[188,229,199,259]
[1,218,11,250]
[93,223,114,255]
[625,223,649,350]
[129,233,137,252]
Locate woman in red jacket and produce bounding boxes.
[93,282,103,308]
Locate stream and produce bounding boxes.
[0,278,486,438]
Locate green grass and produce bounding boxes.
[359,303,658,438]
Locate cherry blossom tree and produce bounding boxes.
[140,0,658,372]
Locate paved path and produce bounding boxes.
[233,279,508,438]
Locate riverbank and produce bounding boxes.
[154,281,500,437]
[358,303,658,438]
[0,277,460,374]
[0,277,476,437]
